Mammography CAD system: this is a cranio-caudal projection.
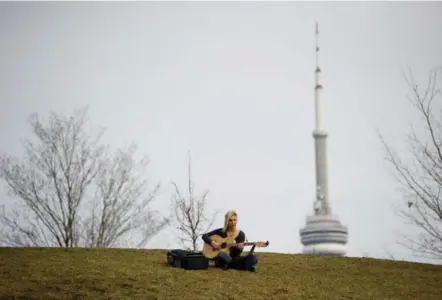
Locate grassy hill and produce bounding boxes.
[0,247,441,300]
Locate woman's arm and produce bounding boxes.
[236,231,246,244]
[201,228,223,245]
[231,231,246,256]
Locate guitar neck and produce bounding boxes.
[227,241,258,248]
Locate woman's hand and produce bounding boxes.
[211,241,220,249]
[237,242,245,249]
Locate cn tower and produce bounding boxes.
[299,23,349,256]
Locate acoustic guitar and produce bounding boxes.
[202,234,269,259]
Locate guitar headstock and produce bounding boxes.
[255,241,270,247]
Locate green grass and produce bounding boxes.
[0,247,441,300]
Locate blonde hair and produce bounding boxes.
[223,210,237,232]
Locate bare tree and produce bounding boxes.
[378,67,442,261]
[0,107,168,248]
[170,152,218,251]
[381,246,397,261]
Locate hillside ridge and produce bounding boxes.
[0,247,441,300]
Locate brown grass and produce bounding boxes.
[0,247,441,300]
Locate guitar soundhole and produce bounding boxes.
[221,242,227,248]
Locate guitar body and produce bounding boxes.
[202,234,270,259]
[202,234,235,259]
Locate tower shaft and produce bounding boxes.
[313,132,330,214]
[313,22,331,215]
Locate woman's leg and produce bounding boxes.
[215,252,232,269]
[246,254,258,271]
[230,254,258,271]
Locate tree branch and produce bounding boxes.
[169,153,218,251]
[0,107,167,248]
[378,67,442,261]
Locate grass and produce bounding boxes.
[0,247,441,300]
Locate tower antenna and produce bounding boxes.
[315,22,320,72]
[314,22,323,130]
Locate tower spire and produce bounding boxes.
[315,22,320,72]
[314,22,323,130]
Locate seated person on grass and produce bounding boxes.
[201,210,258,272]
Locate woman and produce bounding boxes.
[201,210,258,272]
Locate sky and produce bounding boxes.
[0,1,441,263]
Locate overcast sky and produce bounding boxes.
[1,1,441,263]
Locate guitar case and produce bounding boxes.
[166,249,209,270]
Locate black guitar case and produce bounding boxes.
[166,249,209,270]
